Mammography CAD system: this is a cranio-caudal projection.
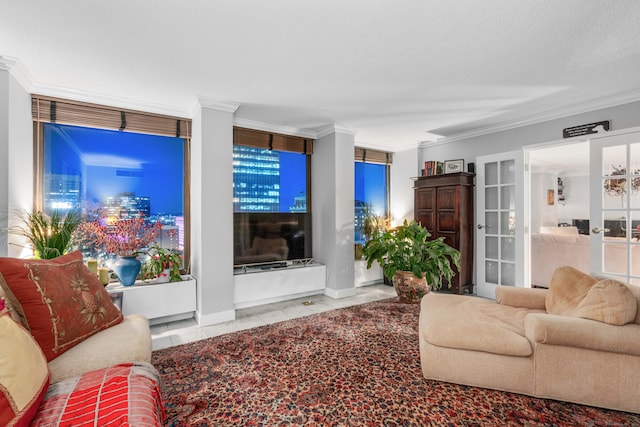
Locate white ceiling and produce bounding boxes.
[2,0,640,152]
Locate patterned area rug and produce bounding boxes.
[152,299,639,426]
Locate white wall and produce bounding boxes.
[390,146,419,225]
[557,174,589,223]
[0,69,32,257]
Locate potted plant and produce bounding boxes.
[12,208,81,259]
[355,203,388,259]
[140,242,183,283]
[362,219,461,303]
[75,216,162,286]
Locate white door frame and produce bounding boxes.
[522,125,640,287]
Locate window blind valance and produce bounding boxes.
[354,147,393,164]
[233,127,313,155]
[31,96,191,139]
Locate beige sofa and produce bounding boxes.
[47,313,152,383]
[531,227,630,287]
[419,266,640,413]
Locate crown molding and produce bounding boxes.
[421,89,640,147]
[0,55,34,92]
[315,123,357,139]
[233,118,317,139]
[194,96,240,115]
[32,84,192,118]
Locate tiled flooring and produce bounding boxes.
[150,284,397,351]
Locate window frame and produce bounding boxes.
[32,96,191,274]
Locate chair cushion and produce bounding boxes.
[573,279,637,325]
[0,252,123,361]
[0,303,50,427]
[420,293,543,357]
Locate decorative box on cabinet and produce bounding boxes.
[414,172,474,294]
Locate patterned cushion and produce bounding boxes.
[31,362,165,427]
[0,305,50,427]
[0,252,123,361]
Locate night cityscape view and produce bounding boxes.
[232,146,307,213]
[43,123,185,250]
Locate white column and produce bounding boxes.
[191,97,239,325]
[312,125,356,298]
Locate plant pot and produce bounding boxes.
[152,268,171,284]
[112,256,141,287]
[392,270,430,303]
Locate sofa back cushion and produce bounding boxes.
[0,252,123,361]
[546,266,597,315]
[546,266,638,325]
[573,279,637,325]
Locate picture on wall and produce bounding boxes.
[547,189,555,205]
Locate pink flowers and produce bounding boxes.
[77,217,162,257]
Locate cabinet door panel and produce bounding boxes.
[416,188,436,209]
[438,211,457,232]
[437,187,457,210]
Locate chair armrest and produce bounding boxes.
[495,286,547,310]
[524,313,640,356]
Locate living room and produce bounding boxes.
[2,2,640,425]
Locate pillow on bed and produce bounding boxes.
[0,302,50,427]
[0,252,123,361]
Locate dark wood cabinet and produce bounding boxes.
[414,172,474,294]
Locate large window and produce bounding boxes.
[354,148,391,244]
[32,96,191,269]
[233,128,313,266]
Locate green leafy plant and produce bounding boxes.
[140,242,183,282]
[361,203,388,242]
[362,219,461,291]
[13,208,81,259]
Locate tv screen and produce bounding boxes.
[233,213,311,266]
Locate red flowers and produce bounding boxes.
[77,217,162,257]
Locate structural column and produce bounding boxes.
[191,97,239,325]
[312,125,356,298]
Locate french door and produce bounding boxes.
[476,151,525,298]
[589,130,640,285]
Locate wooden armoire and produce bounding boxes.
[414,172,474,294]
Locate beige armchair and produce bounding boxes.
[419,266,640,413]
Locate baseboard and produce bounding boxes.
[324,287,357,299]
[196,309,236,326]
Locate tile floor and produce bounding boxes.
[150,284,397,351]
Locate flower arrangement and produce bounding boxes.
[140,242,183,282]
[76,217,163,257]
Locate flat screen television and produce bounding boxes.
[233,213,311,266]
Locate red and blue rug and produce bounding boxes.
[152,299,639,426]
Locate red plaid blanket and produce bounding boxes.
[31,362,165,426]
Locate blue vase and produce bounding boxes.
[112,256,141,287]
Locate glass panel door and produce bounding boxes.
[476,151,524,298]
[590,131,640,286]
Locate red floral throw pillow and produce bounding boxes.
[0,252,123,361]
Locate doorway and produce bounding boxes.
[527,140,590,287]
